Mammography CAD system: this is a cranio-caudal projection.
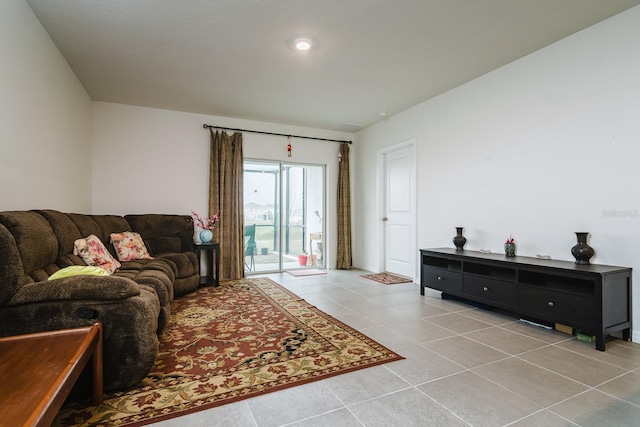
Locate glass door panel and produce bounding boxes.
[244,160,324,273]
[244,161,280,272]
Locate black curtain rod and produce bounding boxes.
[203,124,352,144]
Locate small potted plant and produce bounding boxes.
[504,236,515,257]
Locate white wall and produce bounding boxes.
[355,6,640,338]
[91,102,354,268]
[0,0,92,212]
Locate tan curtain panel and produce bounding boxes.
[209,130,245,280]
[336,142,352,269]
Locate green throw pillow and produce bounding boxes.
[48,265,110,281]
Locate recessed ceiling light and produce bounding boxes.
[295,38,311,51]
[379,110,388,117]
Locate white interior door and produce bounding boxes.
[382,143,416,278]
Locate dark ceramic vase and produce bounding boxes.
[453,227,466,251]
[571,232,594,265]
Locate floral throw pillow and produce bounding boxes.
[73,235,121,274]
[110,231,152,262]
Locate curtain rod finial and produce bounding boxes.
[203,124,208,129]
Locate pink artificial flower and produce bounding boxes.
[190,211,220,230]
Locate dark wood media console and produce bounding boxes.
[420,248,632,351]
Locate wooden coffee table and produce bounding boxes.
[0,322,103,426]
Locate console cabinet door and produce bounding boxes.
[519,286,595,328]
[464,275,517,307]
[423,267,462,294]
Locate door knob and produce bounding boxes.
[382,217,388,221]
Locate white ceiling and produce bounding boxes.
[26,0,640,132]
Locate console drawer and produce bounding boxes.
[519,287,595,327]
[423,267,462,294]
[464,275,517,307]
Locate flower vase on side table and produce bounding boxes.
[504,243,515,257]
[504,236,515,257]
[200,229,213,244]
[190,210,220,245]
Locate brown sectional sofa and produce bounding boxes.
[0,210,200,391]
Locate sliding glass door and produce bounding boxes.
[244,160,324,273]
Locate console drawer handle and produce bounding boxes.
[548,301,554,307]
[483,286,489,292]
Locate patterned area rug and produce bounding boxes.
[361,271,413,285]
[54,278,403,426]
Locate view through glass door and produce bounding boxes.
[244,161,324,273]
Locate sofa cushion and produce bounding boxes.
[156,252,197,279]
[114,258,175,333]
[74,235,121,274]
[93,215,132,255]
[0,223,25,306]
[68,214,132,259]
[67,213,103,242]
[125,214,195,254]
[172,274,200,297]
[0,211,59,285]
[34,210,89,270]
[34,210,83,257]
[110,231,152,262]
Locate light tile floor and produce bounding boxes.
[154,269,640,427]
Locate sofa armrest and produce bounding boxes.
[6,276,140,307]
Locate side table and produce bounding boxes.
[0,322,103,426]
[194,242,220,286]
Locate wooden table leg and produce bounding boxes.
[92,322,103,405]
